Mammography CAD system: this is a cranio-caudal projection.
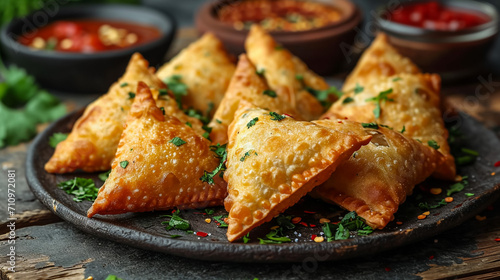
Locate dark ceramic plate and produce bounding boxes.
[26,110,500,263]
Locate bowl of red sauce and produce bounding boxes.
[0,4,176,93]
[376,0,498,80]
[195,0,362,75]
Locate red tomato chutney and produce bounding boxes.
[387,1,490,31]
[217,0,342,32]
[18,20,161,53]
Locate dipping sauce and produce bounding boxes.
[217,0,342,32]
[387,1,490,31]
[18,20,161,53]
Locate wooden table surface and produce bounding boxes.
[1,28,500,280]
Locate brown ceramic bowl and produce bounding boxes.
[195,0,362,75]
[376,0,499,81]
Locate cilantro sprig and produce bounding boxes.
[322,211,373,241]
[57,177,98,202]
[161,210,191,231]
[164,75,188,109]
[365,88,394,118]
[200,144,227,184]
[49,132,68,148]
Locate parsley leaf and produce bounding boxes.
[184,108,210,125]
[256,68,265,76]
[295,74,303,81]
[164,75,188,109]
[428,140,440,150]
[263,90,277,98]
[161,210,191,231]
[258,229,291,244]
[365,88,394,118]
[335,223,350,240]
[57,177,98,202]
[418,199,447,211]
[240,150,257,161]
[276,215,295,230]
[105,275,124,280]
[128,92,135,99]
[200,144,227,184]
[247,117,259,129]
[401,125,406,133]
[447,179,468,196]
[213,214,228,227]
[49,132,68,148]
[204,208,215,215]
[120,82,128,87]
[362,122,379,129]
[169,137,186,147]
[243,233,250,244]
[353,83,364,94]
[120,161,129,168]
[269,111,286,121]
[99,170,111,181]
[342,97,354,104]
[392,77,402,82]
[160,107,165,115]
[305,86,343,107]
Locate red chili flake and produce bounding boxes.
[385,267,391,272]
[171,209,177,214]
[338,120,343,123]
[311,234,317,241]
[283,113,294,118]
[304,211,316,214]
[495,238,500,242]
[332,221,340,225]
[429,255,435,260]
[299,222,309,227]
[309,224,317,228]
[196,231,208,237]
[494,161,500,167]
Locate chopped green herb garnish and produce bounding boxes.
[49,132,68,148]
[184,108,210,125]
[392,77,402,82]
[258,229,291,244]
[98,170,111,182]
[120,82,128,87]
[200,144,227,184]
[447,179,468,196]
[428,140,440,150]
[247,117,259,129]
[323,211,373,241]
[460,148,479,156]
[164,75,188,109]
[161,210,191,231]
[353,83,364,94]
[57,177,98,202]
[105,275,123,280]
[263,90,277,98]
[365,88,394,118]
[305,86,343,107]
[276,215,295,230]
[342,97,354,104]
[168,234,182,239]
[120,161,129,169]
[256,68,265,76]
[159,88,168,96]
[169,137,186,147]
[213,214,228,227]
[202,125,212,133]
[380,124,393,130]
[185,122,192,127]
[128,92,135,99]
[362,122,379,129]
[465,193,474,197]
[335,223,350,240]
[269,111,286,121]
[240,150,257,162]
[418,199,447,211]
[202,132,211,140]
[295,74,304,81]
[401,125,406,133]
[243,233,250,244]
[216,119,222,124]
[160,107,165,115]
[204,208,215,215]
[206,102,214,117]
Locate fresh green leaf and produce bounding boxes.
[161,210,191,231]
[240,150,257,162]
[362,122,379,129]
[120,161,129,168]
[185,122,192,127]
[57,177,98,202]
[49,132,68,148]
[160,107,165,115]
[168,234,182,239]
[263,90,277,98]
[380,124,393,130]
[243,233,250,244]
[365,88,394,119]
[269,111,286,121]
[295,74,303,81]
[392,77,402,82]
[24,91,66,123]
[105,275,123,280]
[305,86,343,107]
[276,215,295,230]
[465,193,474,197]
[164,75,188,109]
[335,223,350,240]
[401,125,406,133]
[99,170,111,182]
[353,83,364,94]
[342,97,354,104]
[247,117,259,129]
[200,144,227,184]
[447,182,466,196]
[120,82,128,87]
[256,68,265,76]
[460,148,479,157]
[169,137,186,147]
[213,215,228,228]
[204,208,215,215]
[428,140,440,150]
[322,223,336,242]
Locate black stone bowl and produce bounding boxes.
[0,4,176,93]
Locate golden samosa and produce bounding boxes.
[223,103,372,242]
[87,82,227,217]
[341,33,420,92]
[323,73,455,180]
[208,54,299,144]
[156,33,235,115]
[312,120,443,229]
[245,25,332,120]
[45,53,167,173]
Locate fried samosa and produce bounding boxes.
[312,119,443,229]
[224,103,372,242]
[156,33,236,115]
[323,73,455,180]
[87,82,227,217]
[208,54,300,144]
[245,25,331,120]
[341,33,420,92]
[45,53,167,173]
